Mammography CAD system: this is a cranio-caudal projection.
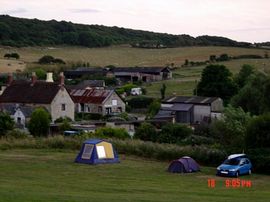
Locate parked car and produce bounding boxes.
[216,154,252,177]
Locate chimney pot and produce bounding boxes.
[46,72,54,82]
[59,72,65,86]
[31,72,37,85]
[7,73,13,86]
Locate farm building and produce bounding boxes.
[0,72,75,122]
[64,66,172,82]
[69,89,125,115]
[154,96,223,124]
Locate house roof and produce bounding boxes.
[114,67,170,73]
[161,103,193,111]
[69,89,113,104]
[163,96,220,105]
[0,80,62,104]
[154,110,175,119]
[69,80,105,90]
[0,103,40,118]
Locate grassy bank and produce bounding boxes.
[0,149,269,202]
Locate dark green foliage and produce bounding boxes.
[231,73,270,115]
[35,68,46,80]
[134,122,157,141]
[209,55,216,62]
[0,112,14,136]
[4,52,20,59]
[247,149,270,174]
[233,54,263,59]
[38,55,65,64]
[234,64,255,88]
[95,127,130,139]
[28,108,50,137]
[127,96,154,109]
[160,83,166,99]
[216,53,230,61]
[246,113,270,149]
[54,116,72,123]
[75,113,102,121]
[147,100,161,118]
[0,15,251,48]
[157,123,193,144]
[209,105,251,150]
[195,65,237,102]
[116,83,137,95]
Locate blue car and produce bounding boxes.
[216,154,252,177]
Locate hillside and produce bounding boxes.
[0,15,251,48]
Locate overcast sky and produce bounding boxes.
[1,0,270,43]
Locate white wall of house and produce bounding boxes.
[103,92,125,115]
[13,109,26,127]
[193,105,211,123]
[51,88,75,122]
[211,98,224,112]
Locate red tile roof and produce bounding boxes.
[69,89,112,104]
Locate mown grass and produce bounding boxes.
[0,149,269,202]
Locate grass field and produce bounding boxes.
[1,45,269,67]
[0,149,269,202]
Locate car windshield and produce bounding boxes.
[223,158,240,165]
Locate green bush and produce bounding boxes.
[134,122,157,141]
[127,96,154,109]
[6,129,29,139]
[157,123,193,144]
[95,127,130,139]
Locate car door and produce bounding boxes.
[239,158,248,174]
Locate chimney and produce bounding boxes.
[59,72,65,86]
[7,73,13,86]
[46,72,54,82]
[31,72,37,85]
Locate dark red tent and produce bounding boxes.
[168,156,200,173]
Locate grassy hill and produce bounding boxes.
[0,149,269,202]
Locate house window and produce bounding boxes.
[117,107,122,113]
[112,99,117,106]
[61,104,66,111]
[80,103,85,112]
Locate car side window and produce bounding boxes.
[245,159,250,164]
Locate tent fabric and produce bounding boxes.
[75,139,119,164]
[168,156,200,173]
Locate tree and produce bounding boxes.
[160,83,166,99]
[35,68,47,80]
[28,108,50,137]
[0,112,14,136]
[246,113,270,149]
[231,73,270,115]
[209,55,216,62]
[234,64,255,88]
[134,122,157,141]
[147,100,161,119]
[38,55,54,64]
[157,123,193,144]
[209,105,252,149]
[195,65,237,102]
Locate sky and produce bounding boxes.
[1,0,270,43]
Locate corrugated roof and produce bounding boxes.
[161,103,193,111]
[70,89,113,104]
[163,96,219,105]
[0,80,62,104]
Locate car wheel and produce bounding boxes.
[248,169,252,175]
[235,171,239,178]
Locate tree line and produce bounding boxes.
[0,15,252,48]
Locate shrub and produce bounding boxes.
[157,123,193,144]
[6,129,29,139]
[28,108,50,137]
[0,112,14,136]
[127,96,154,109]
[95,127,130,139]
[134,122,157,141]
